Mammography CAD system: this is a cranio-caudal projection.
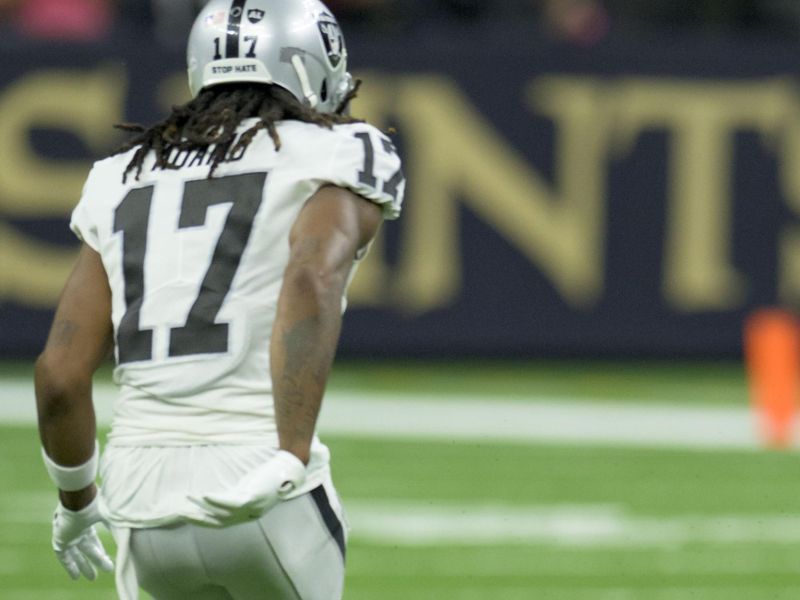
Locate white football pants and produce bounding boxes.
[128,483,347,600]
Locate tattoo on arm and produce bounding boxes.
[51,321,79,347]
[275,315,339,449]
[273,188,376,459]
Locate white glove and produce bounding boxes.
[187,450,306,526]
[52,494,114,580]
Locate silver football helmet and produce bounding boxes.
[187,0,354,114]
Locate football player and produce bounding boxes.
[34,1,405,598]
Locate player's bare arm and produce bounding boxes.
[36,244,115,580]
[273,185,383,464]
[36,244,113,510]
[187,185,384,525]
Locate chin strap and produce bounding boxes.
[291,54,319,109]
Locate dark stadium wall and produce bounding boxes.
[0,25,798,358]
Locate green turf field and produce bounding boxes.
[4,360,800,599]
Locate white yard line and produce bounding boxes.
[0,379,767,450]
[344,501,800,547]
[4,490,800,549]
[320,392,763,450]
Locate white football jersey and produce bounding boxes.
[71,119,404,449]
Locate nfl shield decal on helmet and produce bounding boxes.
[317,15,344,68]
[247,9,265,24]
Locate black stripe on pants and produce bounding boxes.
[310,485,346,561]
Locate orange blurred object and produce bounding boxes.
[744,308,800,448]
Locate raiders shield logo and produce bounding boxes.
[317,16,344,68]
[247,9,265,24]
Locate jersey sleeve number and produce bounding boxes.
[354,131,405,202]
[113,172,266,364]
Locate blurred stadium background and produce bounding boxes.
[4,0,800,597]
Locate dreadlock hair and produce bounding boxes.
[113,80,362,183]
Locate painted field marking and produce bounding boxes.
[4,490,800,549]
[0,379,765,450]
[344,501,800,547]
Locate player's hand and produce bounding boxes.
[52,493,114,580]
[187,450,306,526]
